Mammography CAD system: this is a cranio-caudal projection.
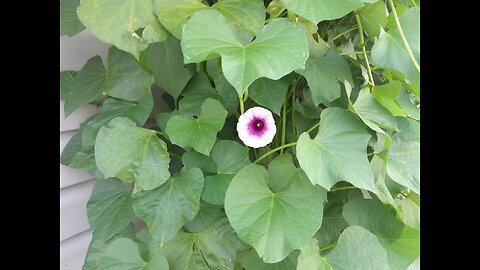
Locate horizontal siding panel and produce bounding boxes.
[60,179,96,242]
[60,100,100,133]
[60,29,110,71]
[60,131,95,188]
[60,230,92,270]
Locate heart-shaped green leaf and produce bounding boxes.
[182,150,217,174]
[132,167,204,245]
[78,0,169,59]
[64,56,106,116]
[159,228,237,270]
[371,8,420,84]
[98,238,168,270]
[224,160,326,263]
[60,71,77,100]
[279,0,378,24]
[386,118,420,194]
[343,197,420,270]
[104,47,155,102]
[81,95,153,149]
[249,76,292,116]
[87,178,134,241]
[297,226,390,270]
[181,9,308,95]
[297,51,353,106]
[140,37,195,99]
[372,80,407,117]
[165,98,227,155]
[95,117,171,191]
[154,0,265,39]
[357,1,388,37]
[60,0,85,36]
[178,72,218,116]
[242,249,299,270]
[296,107,375,192]
[202,140,251,205]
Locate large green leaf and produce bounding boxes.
[95,117,170,191]
[104,47,155,102]
[82,95,154,148]
[64,56,105,116]
[132,167,204,245]
[249,76,291,116]
[279,0,378,24]
[98,238,168,270]
[242,249,299,270]
[165,98,227,155]
[178,72,218,116]
[357,1,388,37]
[140,37,195,99]
[159,229,237,270]
[224,161,326,263]
[182,150,217,174]
[87,178,134,241]
[297,226,390,270]
[370,155,396,207]
[181,9,308,95]
[386,118,420,194]
[205,60,239,114]
[296,17,329,59]
[82,222,136,270]
[60,71,77,101]
[297,51,353,106]
[397,196,420,230]
[202,140,251,205]
[344,80,396,151]
[343,197,420,270]
[60,0,85,36]
[372,80,407,117]
[154,0,265,39]
[371,8,420,84]
[296,107,375,192]
[396,88,420,120]
[77,0,169,59]
[183,202,225,232]
[61,119,104,179]
[313,193,349,248]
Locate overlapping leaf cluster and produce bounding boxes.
[60,0,420,269]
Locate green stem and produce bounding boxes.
[265,7,286,23]
[333,26,359,41]
[239,94,245,114]
[330,186,357,192]
[319,243,336,252]
[280,96,287,154]
[154,130,166,137]
[307,122,320,133]
[196,62,203,72]
[355,13,375,87]
[254,142,297,164]
[339,51,370,55]
[174,97,178,110]
[387,0,420,72]
[243,88,249,102]
[291,77,300,135]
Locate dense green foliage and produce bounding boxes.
[60,0,420,269]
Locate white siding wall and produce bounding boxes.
[60,30,110,270]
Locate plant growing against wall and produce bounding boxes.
[60,0,420,269]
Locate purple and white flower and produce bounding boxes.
[237,107,276,148]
